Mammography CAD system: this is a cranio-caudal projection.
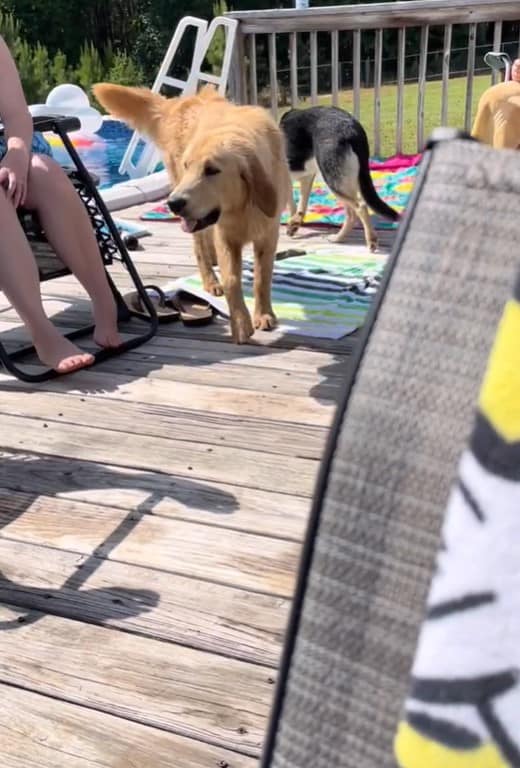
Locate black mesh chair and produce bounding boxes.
[0,115,158,382]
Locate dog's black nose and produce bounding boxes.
[167,195,188,215]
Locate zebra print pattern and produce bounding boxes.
[395,272,520,767]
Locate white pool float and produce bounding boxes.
[29,84,103,134]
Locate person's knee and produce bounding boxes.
[25,153,71,207]
[29,153,67,184]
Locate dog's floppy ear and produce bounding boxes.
[93,84,165,138]
[240,151,278,218]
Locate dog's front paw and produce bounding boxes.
[231,311,254,344]
[368,237,378,253]
[254,312,277,331]
[205,280,224,297]
[286,214,303,237]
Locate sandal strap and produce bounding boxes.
[142,284,169,307]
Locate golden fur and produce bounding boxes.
[471,80,520,150]
[93,83,291,343]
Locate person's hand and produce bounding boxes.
[512,58,520,83]
[0,142,30,207]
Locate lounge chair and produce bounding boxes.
[0,115,158,382]
[260,129,520,767]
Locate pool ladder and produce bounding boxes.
[119,15,238,180]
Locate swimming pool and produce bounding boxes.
[47,119,159,190]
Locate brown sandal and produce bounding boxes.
[168,290,214,327]
[123,285,180,324]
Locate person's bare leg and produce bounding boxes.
[24,154,122,348]
[0,186,94,372]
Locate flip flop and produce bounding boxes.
[276,248,306,260]
[168,290,214,326]
[123,285,180,323]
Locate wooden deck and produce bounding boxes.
[0,208,395,767]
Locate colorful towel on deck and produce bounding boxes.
[280,165,418,229]
[140,157,420,225]
[395,273,520,767]
[113,219,150,239]
[99,218,150,243]
[164,246,387,339]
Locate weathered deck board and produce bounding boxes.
[0,492,299,596]
[0,452,310,541]
[0,412,318,496]
[0,603,273,755]
[0,685,257,768]
[0,199,396,765]
[0,318,352,375]
[0,369,334,426]
[0,386,328,459]
[0,538,288,665]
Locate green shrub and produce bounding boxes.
[0,8,145,108]
[31,42,52,101]
[0,7,21,48]
[108,51,144,86]
[51,49,69,86]
[75,42,105,92]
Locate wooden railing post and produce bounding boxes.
[228,26,247,104]
[225,1,520,153]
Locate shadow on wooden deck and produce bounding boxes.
[0,451,238,631]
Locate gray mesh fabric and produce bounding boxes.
[268,139,520,768]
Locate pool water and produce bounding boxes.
[47,119,161,189]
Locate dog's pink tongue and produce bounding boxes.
[180,218,197,233]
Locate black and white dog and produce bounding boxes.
[280,106,399,251]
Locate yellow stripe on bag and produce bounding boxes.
[479,300,520,442]
[394,721,509,768]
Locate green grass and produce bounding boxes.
[287,74,491,157]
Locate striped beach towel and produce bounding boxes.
[164,246,388,339]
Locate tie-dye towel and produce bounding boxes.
[163,246,388,339]
[281,165,419,229]
[140,160,420,226]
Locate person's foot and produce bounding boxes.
[33,325,95,374]
[92,299,123,349]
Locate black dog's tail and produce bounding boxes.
[358,160,400,222]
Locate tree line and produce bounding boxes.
[1,0,518,105]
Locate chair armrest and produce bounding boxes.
[0,115,81,138]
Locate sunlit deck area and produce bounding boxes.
[0,205,396,766]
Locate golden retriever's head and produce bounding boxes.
[92,82,278,233]
[168,136,278,233]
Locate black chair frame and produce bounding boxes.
[0,115,158,382]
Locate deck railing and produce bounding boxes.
[226,0,520,155]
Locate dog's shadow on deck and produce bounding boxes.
[0,451,238,632]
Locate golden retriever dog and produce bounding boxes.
[93,83,290,343]
[471,80,520,149]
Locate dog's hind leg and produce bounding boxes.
[355,200,378,252]
[194,230,223,296]
[253,225,278,331]
[329,200,357,243]
[329,195,377,252]
[287,173,314,236]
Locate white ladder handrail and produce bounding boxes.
[119,15,238,179]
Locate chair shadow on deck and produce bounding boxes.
[0,451,238,632]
